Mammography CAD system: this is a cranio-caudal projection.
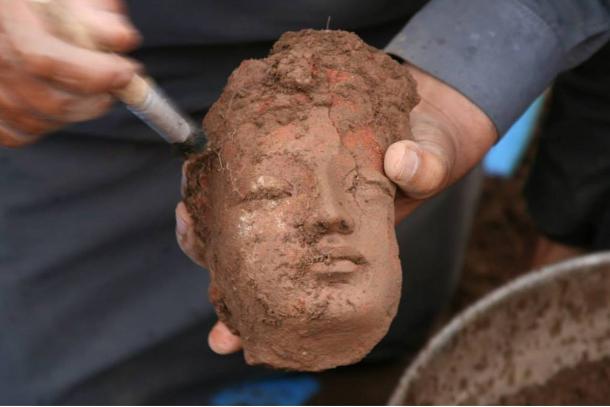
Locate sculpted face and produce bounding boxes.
[185,30,418,370]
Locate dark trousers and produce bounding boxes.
[525,42,610,250]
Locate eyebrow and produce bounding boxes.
[359,172,394,196]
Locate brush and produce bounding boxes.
[31,0,207,156]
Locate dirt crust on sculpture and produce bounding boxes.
[185,29,419,371]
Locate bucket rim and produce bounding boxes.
[388,250,610,405]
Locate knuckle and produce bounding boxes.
[21,51,56,77]
[112,28,141,52]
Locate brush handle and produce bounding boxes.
[31,0,206,149]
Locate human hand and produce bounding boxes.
[385,64,498,223]
[0,0,140,147]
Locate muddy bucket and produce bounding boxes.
[389,252,610,405]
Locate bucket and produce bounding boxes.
[389,252,610,405]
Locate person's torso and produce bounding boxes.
[0,1,420,402]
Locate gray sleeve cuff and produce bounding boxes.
[386,0,610,135]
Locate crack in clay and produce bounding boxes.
[326,105,364,214]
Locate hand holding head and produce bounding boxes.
[385,64,497,221]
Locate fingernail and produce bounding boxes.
[176,212,188,239]
[396,147,419,182]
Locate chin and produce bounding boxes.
[241,302,396,371]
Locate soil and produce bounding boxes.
[184,30,419,371]
[500,356,610,405]
[449,140,540,314]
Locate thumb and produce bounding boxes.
[208,321,242,355]
[384,139,451,200]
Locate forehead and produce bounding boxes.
[223,106,384,172]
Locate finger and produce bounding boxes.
[1,71,113,122]
[175,201,207,267]
[384,139,450,200]
[1,1,137,94]
[0,86,63,135]
[0,119,42,147]
[65,0,141,52]
[75,0,129,13]
[208,321,242,355]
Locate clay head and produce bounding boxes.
[185,30,419,371]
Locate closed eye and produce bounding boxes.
[243,187,292,201]
[363,178,394,197]
[242,175,293,202]
[358,170,394,197]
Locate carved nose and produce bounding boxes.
[305,165,356,236]
[307,200,355,235]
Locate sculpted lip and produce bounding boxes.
[309,246,368,274]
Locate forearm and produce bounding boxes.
[387,0,610,136]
